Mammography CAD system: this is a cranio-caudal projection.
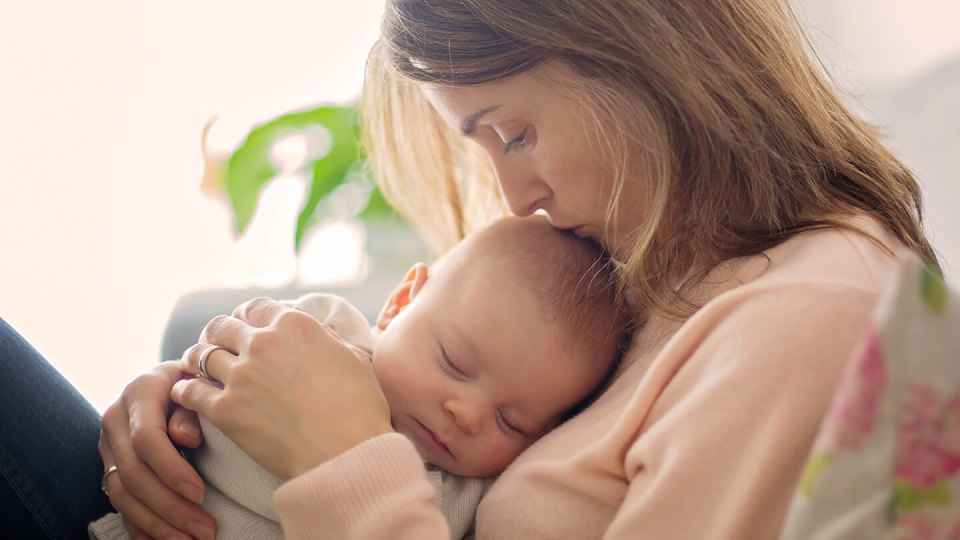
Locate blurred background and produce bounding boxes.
[1,0,958,413]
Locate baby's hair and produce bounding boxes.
[471,216,630,365]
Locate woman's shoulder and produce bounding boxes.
[624,219,906,412]
[619,217,905,373]
[752,215,906,295]
[659,216,909,358]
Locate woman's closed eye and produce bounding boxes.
[503,127,532,154]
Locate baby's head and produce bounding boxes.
[373,215,627,477]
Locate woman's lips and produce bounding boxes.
[415,419,452,456]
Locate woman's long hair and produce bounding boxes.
[362,0,940,319]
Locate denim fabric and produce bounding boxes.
[0,317,113,539]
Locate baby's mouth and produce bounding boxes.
[415,418,453,457]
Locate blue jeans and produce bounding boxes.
[0,317,113,539]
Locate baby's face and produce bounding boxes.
[373,258,607,477]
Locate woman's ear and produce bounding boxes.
[376,263,429,330]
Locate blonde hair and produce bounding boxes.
[362,0,940,319]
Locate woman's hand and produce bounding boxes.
[99,361,217,540]
[171,297,393,481]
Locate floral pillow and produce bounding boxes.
[780,253,960,540]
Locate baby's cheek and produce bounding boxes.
[371,360,403,407]
[476,438,529,476]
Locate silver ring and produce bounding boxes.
[101,465,119,496]
[198,345,224,380]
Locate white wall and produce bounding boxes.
[797,0,960,276]
[0,2,384,412]
[1,1,958,413]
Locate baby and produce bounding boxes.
[90,215,627,540]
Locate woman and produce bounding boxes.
[2,0,942,538]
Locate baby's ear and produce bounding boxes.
[376,263,429,330]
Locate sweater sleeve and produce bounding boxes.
[274,433,450,539]
[603,284,881,539]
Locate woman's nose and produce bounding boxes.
[443,398,481,436]
[491,158,551,217]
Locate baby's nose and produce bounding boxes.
[443,399,481,436]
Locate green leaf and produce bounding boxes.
[359,186,397,219]
[223,102,403,251]
[224,104,361,236]
[294,154,359,251]
[890,478,953,519]
[798,452,833,497]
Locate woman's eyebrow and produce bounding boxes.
[460,105,500,136]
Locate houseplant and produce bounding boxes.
[203,102,398,252]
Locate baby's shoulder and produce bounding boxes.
[287,292,376,352]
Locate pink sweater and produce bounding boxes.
[274,219,905,539]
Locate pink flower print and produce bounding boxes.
[948,517,960,539]
[896,384,960,488]
[819,321,889,451]
[894,510,941,540]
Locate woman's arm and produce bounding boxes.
[274,433,449,538]
[99,361,217,540]
[603,285,880,539]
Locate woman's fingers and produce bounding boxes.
[124,363,206,499]
[102,469,199,540]
[98,362,216,539]
[196,314,250,353]
[125,419,204,504]
[167,405,202,449]
[103,421,216,540]
[170,377,224,425]
[181,342,236,384]
[100,419,213,540]
[231,296,290,327]
[120,515,150,540]
[97,444,146,540]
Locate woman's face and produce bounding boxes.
[420,62,648,256]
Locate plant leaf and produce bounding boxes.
[359,185,396,219]
[225,104,360,236]
[224,102,402,250]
